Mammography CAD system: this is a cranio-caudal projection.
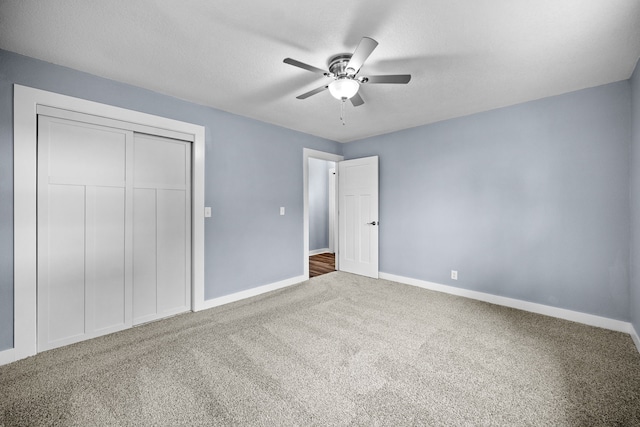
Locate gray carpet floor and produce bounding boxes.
[1,271,639,426]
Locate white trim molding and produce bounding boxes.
[380,272,634,335]
[0,348,16,366]
[200,275,306,310]
[12,84,206,363]
[631,325,640,354]
[309,248,331,256]
[303,149,343,280]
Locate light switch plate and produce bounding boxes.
[280,207,285,215]
[204,207,211,218]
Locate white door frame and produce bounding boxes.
[303,148,343,279]
[11,85,206,363]
[328,167,336,253]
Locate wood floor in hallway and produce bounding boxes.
[309,252,335,278]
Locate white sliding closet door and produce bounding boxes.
[37,115,192,352]
[133,134,191,324]
[37,116,133,351]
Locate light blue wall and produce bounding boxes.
[309,158,334,251]
[0,49,341,351]
[343,82,632,321]
[631,58,640,335]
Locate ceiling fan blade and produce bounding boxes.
[346,37,378,75]
[363,74,412,84]
[350,93,364,107]
[296,84,329,99]
[283,58,327,75]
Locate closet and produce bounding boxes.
[37,108,192,351]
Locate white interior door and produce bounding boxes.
[37,116,133,351]
[133,134,191,325]
[338,156,379,278]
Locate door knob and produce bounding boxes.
[367,221,378,226]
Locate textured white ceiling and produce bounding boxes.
[1,0,639,142]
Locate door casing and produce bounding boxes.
[303,149,343,279]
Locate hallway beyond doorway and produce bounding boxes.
[309,253,335,278]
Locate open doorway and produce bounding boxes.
[303,149,379,280]
[309,158,336,277]
[303,149,343,280]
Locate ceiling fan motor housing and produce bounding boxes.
[328,54,354,77]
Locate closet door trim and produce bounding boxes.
[37,105,195,142]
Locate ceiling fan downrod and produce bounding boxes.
[340,98,347,126]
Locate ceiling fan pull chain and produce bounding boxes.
[340,98,346,125]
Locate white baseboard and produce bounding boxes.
[631,325,640,354]
[0,347,16,366]
[379,272,633,335]
[199,275,306,311]
[309,248,331,256]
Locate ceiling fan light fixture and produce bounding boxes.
[329,78,359,100]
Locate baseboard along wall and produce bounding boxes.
[309,248,331,256]
[198,275,306,311]
[380,272,638,345]
[631,326,640,354]
[0,348,15,366]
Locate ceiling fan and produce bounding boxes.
[283,37,411,108]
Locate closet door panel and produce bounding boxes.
[133,137,187,186]
[157,189,188,313]
[38,116,132,351]
[133,134,191,323]
[47,120,126,184]
[133,188,158,323]
[46,184,86,343]
[87,186,127,333]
